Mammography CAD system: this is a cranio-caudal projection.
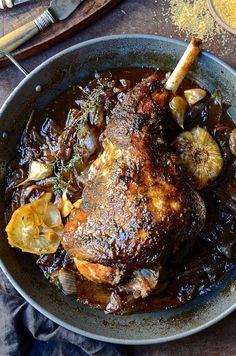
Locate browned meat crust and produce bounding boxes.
[62,74,206,270]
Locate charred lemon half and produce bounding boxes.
[6,193,64,254]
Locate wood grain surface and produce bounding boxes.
[0,0,121,64]
[0,0,235,354]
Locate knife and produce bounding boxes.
[0,0,84,55]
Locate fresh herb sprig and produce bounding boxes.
[51,80,111,195]
[52,176,66,195]
[76,81,112,128]
[61,153,82,172]
[52,154,82,195]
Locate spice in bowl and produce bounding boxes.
[167,0,225,40]
[208,0,236,34]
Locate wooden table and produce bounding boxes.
[0,0,235,354]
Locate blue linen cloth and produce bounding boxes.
[0,269,127,356]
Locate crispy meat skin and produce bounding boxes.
[62,74,206,269]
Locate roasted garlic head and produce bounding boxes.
[172,126,223,189]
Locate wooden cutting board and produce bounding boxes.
[0,0,121,65]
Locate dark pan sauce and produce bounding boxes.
[6,68,236,314]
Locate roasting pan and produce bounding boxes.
[0,35,236,344]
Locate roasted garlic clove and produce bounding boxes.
[169,96,188,128]
[229,129,236,156]
[58,268,77,295]
[17,161,53,187]
[172,126,223,189]
[184,88,207,106]
[73,199,82,209]
[57,190,74,218]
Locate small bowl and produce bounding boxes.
[207,0,236,35]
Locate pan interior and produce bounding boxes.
[0,35,235,344]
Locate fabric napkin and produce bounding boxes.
[0,269,127,356]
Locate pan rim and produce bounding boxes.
[0,34,235,118]
[1,260,236,345]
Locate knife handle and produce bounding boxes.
[0,10,55,55]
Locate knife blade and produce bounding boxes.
[0,0,84,12]
[49,0,85,21]
[0,0,85,57]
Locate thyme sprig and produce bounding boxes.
[52,153,82,195]
[61,153,82,172]
[76,81,112,129]
[79,81,112,104]
[52,176,67,195]
[51,80,111,195]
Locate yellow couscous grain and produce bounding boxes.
[212,0,236,29]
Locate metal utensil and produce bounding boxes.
[0,0,85,55]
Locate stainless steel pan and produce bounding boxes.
[0,35,236,344]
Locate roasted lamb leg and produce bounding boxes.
[62,38,205,303]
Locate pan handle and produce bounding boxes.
[0,49,28,76]
[0,50,42,95]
